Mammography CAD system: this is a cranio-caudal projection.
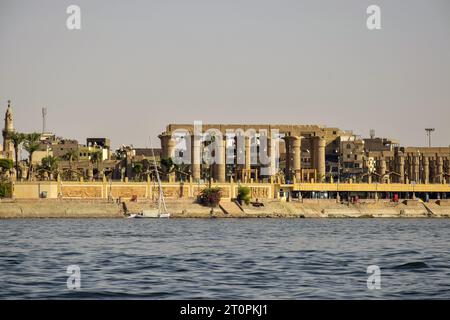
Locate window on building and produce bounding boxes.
[347,144,351,149]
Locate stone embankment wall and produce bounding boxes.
[1,199,450,218]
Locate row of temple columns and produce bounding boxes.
[285,135,326,182]
[161,133,449,184]
[398,155,448,184]
[160,133,242,183]
[370,155,448,184]
[284,136,302,181]
[160,132,327,183]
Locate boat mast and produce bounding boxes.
[149,137,168,214]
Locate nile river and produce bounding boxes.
[1,219,449,299]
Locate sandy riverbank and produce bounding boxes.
[1,198,450,218]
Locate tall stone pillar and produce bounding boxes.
[399,156,405,184]
[191,133,201,181]
[447,159,450,183]
[167,137,176,159]
[314,137,326,182]
[292,136,302,181]
[213,135,226,183]
[266,136,275,177]
[437,156,443,184]
[159,134,166,158]
[379,158,386,183]
[284,137,292,181]
[159,133,175,159]
[413,156,420,183]
[446,159,450,184]
[423,156,430,184]
[244,136,251,182]
[159,133,176,181]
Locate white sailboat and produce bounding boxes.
[128,138,170,218]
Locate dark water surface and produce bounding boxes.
[1,218,449,299]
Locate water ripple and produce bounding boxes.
[0,218,450,299]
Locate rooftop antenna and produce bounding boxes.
[370,129,375,139]
[425,128,435,147]
[42,107,47,133]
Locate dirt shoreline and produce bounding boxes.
[1,198,450,219]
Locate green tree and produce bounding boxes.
[0,159,13,180]
[114,147,128,180]
[198,187,222,214]
[23,132,41,180]
[132,162,143,181]
[174,162,191,182]
[9,131,26,179]
[62,149,79,179]
[90,150,103,179]
[160,157,175,180]
[237,186,251,205]
[39,155,59,179]
[0,181,12,198]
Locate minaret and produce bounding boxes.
[2,100,15,160]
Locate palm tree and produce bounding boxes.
[23,132,41,180]
[39,155,59,180]
[160,158,175,181]
[9,131,26,179]
[132,162,143,181]
[0,158,13,180]
[90,150,103,179]
[62,149,79,179]
[114,147,128,180]
[174,162,191,182]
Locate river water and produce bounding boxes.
[1,218,449,299]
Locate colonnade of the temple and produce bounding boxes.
[379,155,450,184]
[159,132,327,183]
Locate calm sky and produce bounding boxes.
[1,0,449,149]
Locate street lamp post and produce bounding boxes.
[425,128,435,148]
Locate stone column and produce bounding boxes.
[267,136,275,177]
[244,136,251,182]
[413,156,420,183]
[191,133,201,181]
[379,158,386,183]
[423,156,430,184]
[214,135,226,183]
[314,137,326,182]
[167,137,176,159]
[159,133,176,181]
[159,133,175,159]
[447,159,450,183]
[437,156,443,183]
[284,137,292,181]
[159,134,168,158]
[399,156,405,184]
[292,136,302,181]
[261,134,276,178]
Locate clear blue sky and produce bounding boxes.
[1,0,449,149]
